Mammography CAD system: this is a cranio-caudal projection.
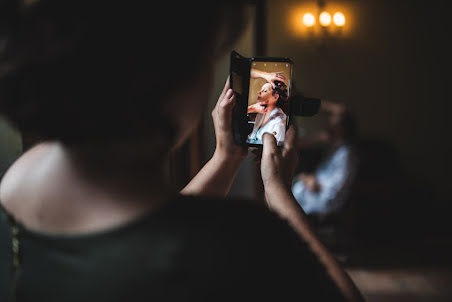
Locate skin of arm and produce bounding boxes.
[251,68,270,80]
[260,128,364,302]
[181,78,247,197]
[247,103,267,114]
[251,68,286,87]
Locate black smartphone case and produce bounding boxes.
[230,51,251,146]
[230,51,293,147]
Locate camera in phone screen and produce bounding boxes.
[246,62,292,146]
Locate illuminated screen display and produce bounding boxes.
[246,61,292,146]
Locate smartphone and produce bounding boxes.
[230,51,293,147]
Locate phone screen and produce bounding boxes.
[246,61,292,146]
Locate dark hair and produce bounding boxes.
[327,109,357,143]
[272,80,288,110]
[0,1,247,146]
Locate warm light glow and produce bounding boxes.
[333,12,346,26]
[319,12,331,26]
[302,13,315,27]
[290,4,352,37]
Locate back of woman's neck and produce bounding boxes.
[0,142,175,234]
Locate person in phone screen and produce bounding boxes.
[247,69,288,145]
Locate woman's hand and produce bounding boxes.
[212,77,248,163]
[299,173,322,193]
[251,69,287,89]
[188,89,363,301]
[247,103,267,114]
[181,77,247,197]
[257,125,365,302]
[264,71,286,88]
[260,125,299,205]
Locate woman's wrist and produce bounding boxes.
[262,72,271,82]
[264,180,293,203]
[263,177,286,192]
[213,147,245,168]
[264,173,293,192]
[251,69,269,81]
[264,181,300,220]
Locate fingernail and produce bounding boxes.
[226,89,233,98]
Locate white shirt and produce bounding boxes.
[247,107,287,145]
[292,145,357,215]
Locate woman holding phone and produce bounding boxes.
[0,1,362,301]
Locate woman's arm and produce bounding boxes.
[247,103,267,114]
[180,150,243,197]
[259,127,364,302]
[181,78,247,197]
[251,69,286,87]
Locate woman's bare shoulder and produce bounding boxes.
[0,142,55,210]
[0,142,168,235]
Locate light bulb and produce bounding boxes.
[319,12,332,26]
[333,12,346,27]
[302,13,315,27]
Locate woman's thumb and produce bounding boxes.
[218,90,235,124]
[262,133,278,157]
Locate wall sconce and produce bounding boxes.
[295,0,348,41]
[302,13,316,27]
[290,1,351,41]
[302,10,346,28]
[319,12,331,27]
[333,12,346,27]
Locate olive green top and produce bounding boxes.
[0,196,345,301]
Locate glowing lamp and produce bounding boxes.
[302,13,315,27]
[319,12,331,27]
[333,12,346,26]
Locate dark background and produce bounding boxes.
[0,1,451,300]
[0,0,450,247]
[263,0,451,241]
[260,3,452,299]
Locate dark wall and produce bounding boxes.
[264,0,452,240]
[0,117,22,178]
[266,0,451,209]
[203,8,256,199]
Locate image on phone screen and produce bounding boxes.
[246,61,292,146]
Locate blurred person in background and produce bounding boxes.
[292,100,359,216]
[0,1,362,301]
